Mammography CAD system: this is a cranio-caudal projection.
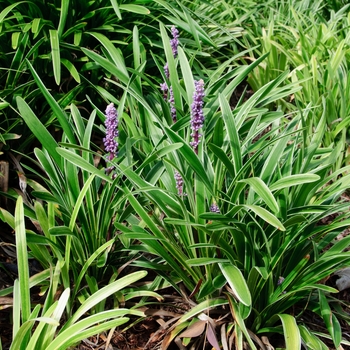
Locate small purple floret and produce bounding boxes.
[169,87,176,122]
[160,82,168,91]
[277,276,285,286]
[103,103,119,161]
[164,62,170,80]
[210,204,220,213]
[160,82,168,101]
[190,79,205,154]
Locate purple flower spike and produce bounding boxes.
[160,82,168,101]
[170,26,179,58]
[164,62,170,80]
[160,26,180,123]
[169,87,176,122]
[174,171,184,196]
[190,79,205,154]
[103,103,119,161]
[210,203,220,213]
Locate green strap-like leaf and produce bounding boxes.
[119,4,150,14]
[319,290,342,348]
[239,177,279,213]
[277,314,301,350]
[219,264,251,307]
[176,298,228,325]
[226,297,256,350]
[270,174,320,191]
[219,93,242,176]
[299,324,328,350]
[63,271,147,328]
[56,148,112,183]
[0,1,27,22]
[47,315,132,350]
[244,204,285,231]
[163,126,214,195]
[178,46,194,105]
[110,0,122,19]
[61,58,80,83]
[17,98,62,167]
[15,196,31,323]
[26,60,76,144]
[57,0,69,38]
[49,29,61,85]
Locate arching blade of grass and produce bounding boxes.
[63,271,147,328]
[61,58,80,83]
[244,205,285,231]
[27,288,69,349]
[86,32,129,81]
[49,30,60,85]
[16,97,62,167]
[227,297,256,350]
[110,0,121,19]
[81,47,130,86]
[319,290,342,348]
[0,2,28,21]
[220,264,251,307]
[269,174,320,191]
[60,174,96,292]
[48,317,130,350]
[71,239,116,303]
[0,269,51,297]
[10,305,42,350]
[56,148,112,183]
[119,4,150,14]
[25,60,75,144]
[278,314,301,350]
[239,177,279,213]
[176,298,228,325]
[299,325,328,350]
[219,93,242,176]
[57,0,69,38]
[163,126,214,195]
[178,46,194,105]
[14,196,30,323]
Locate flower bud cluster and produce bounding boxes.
[190,79,205,154]
[160,26,180,121]
[210,204,220,213]
[174,171,185,196]
[103,103,119,161]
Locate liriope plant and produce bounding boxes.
[5,11,350,349]
[52,22,350,349]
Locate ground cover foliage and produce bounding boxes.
[0,0,350,349]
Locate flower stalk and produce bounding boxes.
[161,26,180,122]
[174,171,185,196]
[190,79,205,154]
[103,103,119,162]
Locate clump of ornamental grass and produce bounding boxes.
[43,21,350,350]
